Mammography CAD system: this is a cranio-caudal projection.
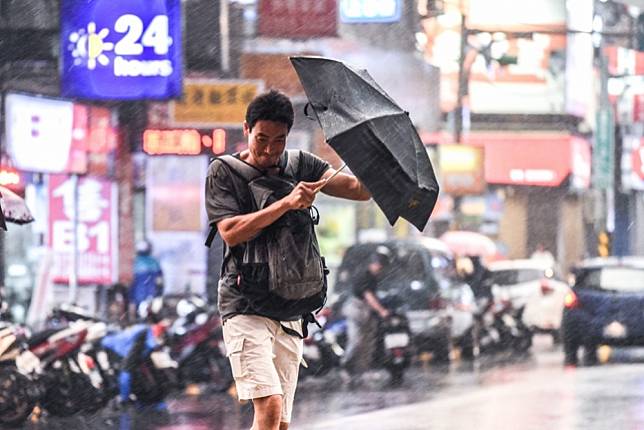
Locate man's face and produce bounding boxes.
[244,120,288,169]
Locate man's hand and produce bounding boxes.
[283,180,326,210]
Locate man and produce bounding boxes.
[130,240,164,320]
[341,246,391,382]
[205,89,371,430]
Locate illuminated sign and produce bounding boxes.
[340,0,402,23]
[60,0,182,100]
[5,93,74,174]
[143,129,230,156]
[48,175,117,285]
[0,168,21,188]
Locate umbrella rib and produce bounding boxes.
[328,112,408,141]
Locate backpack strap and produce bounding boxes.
[283,150,302,180]
[280,313,321,339]
[205,155,261,248]
[216,154,264,183]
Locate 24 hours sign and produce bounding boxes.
[60,0,182,100]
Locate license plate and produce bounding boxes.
[303,344,321,360]
[151,351,178,369]
[603,321,627,339]
[384,333,410,349]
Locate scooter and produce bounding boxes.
[167,296,233,392]
[300,309,344,380]
[0,323,39,427]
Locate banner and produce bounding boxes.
[257,0,338,38]
[48,175,118,285]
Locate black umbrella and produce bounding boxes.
[290,56,439,231]
[0,186,35,229]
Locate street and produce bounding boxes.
[22,336,644,430]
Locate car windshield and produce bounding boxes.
[488,269,543,286]
[335,245,434,294]
[577,267,644,292]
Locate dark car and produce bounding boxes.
[562,257,644,365]
[332,240,476,363]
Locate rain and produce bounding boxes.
[0,0,644,429]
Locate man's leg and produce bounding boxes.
[222,316,284,430]
[273,320,304,428]
[251,395,283,430]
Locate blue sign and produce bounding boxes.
[60,0,182,100]
[340,0,402,23]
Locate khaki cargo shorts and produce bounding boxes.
[222,314,303,423]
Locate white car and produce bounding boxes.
[487,259,569,338]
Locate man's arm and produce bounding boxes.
[319,169,371,201]
[217,179,325,247]
[363,290,389,319]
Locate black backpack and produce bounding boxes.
[205,150,328,333]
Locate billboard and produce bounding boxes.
[60,0,182,100]
[258,0,338,38]
[422,0,567,114]
[171,80,263,126]
[5,94,75,174]
[48,175,118,285]
[340,0,402,23]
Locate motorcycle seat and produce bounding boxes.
[27,328,60,348]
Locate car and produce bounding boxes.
[332,239,477,363]
[562,257,644,366]
[486,259,569,341]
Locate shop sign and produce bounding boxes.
[340,0,402,23]
[622,137,644,191]
[438,145,485,195]
[171,80,263,126]
[240,54,306,97]
[593,107,615,190]
[48,175,117,285]
[633,139,644,181]
[143,128,230,155]
[60,0,182,100]
[5,94,75,174]
[257,0,338,38]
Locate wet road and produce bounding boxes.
[23,336,644,430]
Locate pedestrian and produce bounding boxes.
[341,246,391,384]
[205,89,371,430]
[129,240,164,321]
[531,243,556,266]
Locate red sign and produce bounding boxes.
[633,139,644,181]
[258,0,338,38]
[48,175,117,285]
[472,133,590,188]
[143,128,237,156]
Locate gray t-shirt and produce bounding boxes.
[205,150,330,320]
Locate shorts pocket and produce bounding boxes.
[226,337,246,379]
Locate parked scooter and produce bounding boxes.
[0,323,39,427]
[167,296,233,392]
[300,309,344,380]
[476,296,533,354]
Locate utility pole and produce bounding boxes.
[454,13,468,145]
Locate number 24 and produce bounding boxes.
[114,15,171,56]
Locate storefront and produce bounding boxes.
[469,132,591,271]
[2,93,121,323]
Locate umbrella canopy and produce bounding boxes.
[290,56,439,231]
[0,186,34,228]
[439,231,498,259]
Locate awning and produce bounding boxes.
[423,132,592,189]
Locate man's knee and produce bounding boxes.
[253,394,283,427]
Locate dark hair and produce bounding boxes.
[245,89,294,132]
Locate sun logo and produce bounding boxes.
[68,22,114,70]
